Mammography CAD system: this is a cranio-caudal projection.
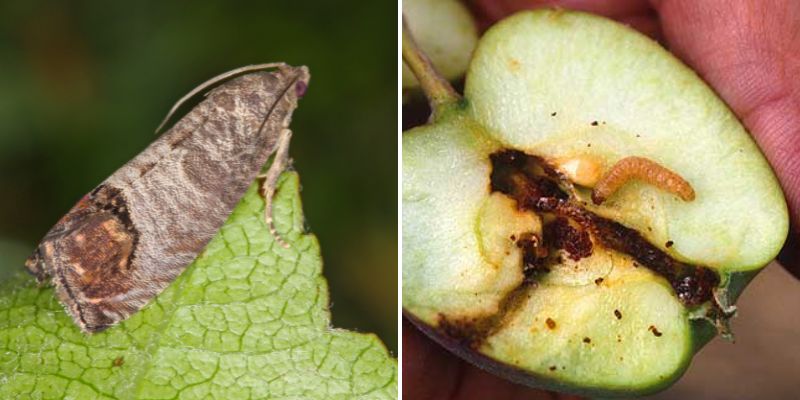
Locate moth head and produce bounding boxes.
[287,65,310,98]
[24,248,48,284]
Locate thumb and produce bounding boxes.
[652,0,800,277]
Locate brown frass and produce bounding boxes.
[546,217,593,261]
[489,149,719,307]
[648,325,663,337]
[436,279,536,350]
[515,233,550,280]
[594,277,604,285]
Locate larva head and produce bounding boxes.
[403,9,788,397]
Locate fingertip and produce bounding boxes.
[403,318,463,400]
[470,0,660,37]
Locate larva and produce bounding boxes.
[591,156,695,205]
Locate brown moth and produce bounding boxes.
[25,63,310,333]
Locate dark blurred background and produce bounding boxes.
[0,1,397,352]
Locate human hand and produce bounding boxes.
[403,318,581,399]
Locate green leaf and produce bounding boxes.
[0,172,397,399]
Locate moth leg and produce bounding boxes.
[259,128,293,248]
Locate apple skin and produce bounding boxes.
[403,9,788,397]
[407,312,708,398]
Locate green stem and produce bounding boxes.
[402,16,461,119]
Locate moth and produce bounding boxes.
[25,63,310,333]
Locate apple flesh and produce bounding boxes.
[403,9,788,397]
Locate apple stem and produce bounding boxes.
[402,16,461,118]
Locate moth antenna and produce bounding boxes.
[155,63,288,134]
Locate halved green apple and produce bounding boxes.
[403,9,788,397]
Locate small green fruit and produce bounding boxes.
[402,0,478,90]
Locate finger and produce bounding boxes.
[471,0,652,20]
[451,362,576,400]
[469,0,660,39]
[403,318,463,399]
[615,14,662,40]
[653,0,800,277]
[404,318,582,399]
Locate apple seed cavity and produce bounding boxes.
[489,149,719,307]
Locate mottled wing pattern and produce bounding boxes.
[25,65,310,333]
